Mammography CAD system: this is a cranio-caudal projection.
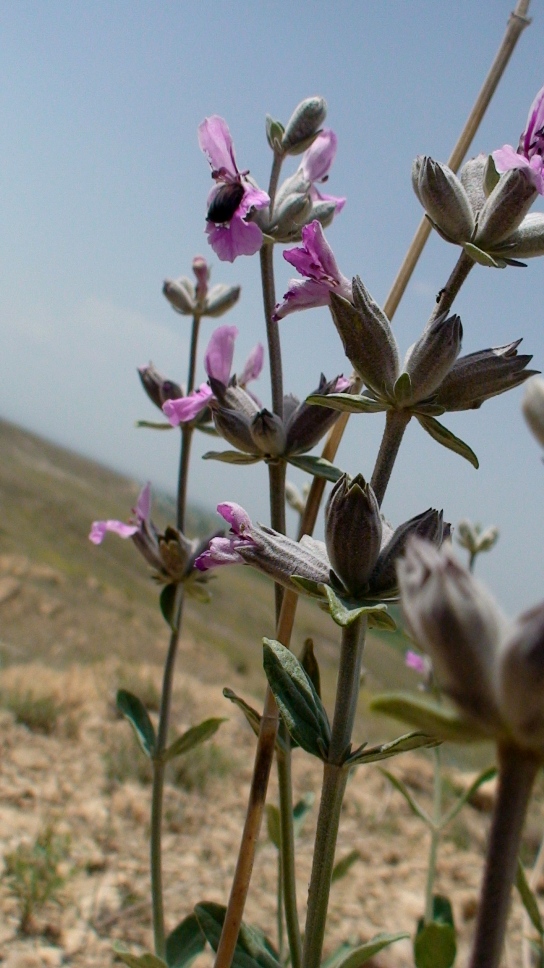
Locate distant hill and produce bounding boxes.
[0,418,416,732]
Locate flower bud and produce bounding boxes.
[370,509,445,596]
[456,519,499,557]
[434,341,537,411]
[285,481,308,516]
[412,156,475,244]
[475,168,537,248]
[402,314,462,404]
[211,404,259,454]
[138,363,182,411]
[205,283,241,317]
[270,192,313,242]
[325,474,382,597]
[192,255,209,303]
[163,277,195,315]
[459,153,489,214]
[282,97,327,154]
[330,277,399,399]
[522,376,544,447]
[307,198,338,229]
[498,603,544,749]
[397,539,505,729]
[286,375,352,455]
[491,212,544,260]
[250,410,286,457]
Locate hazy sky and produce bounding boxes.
[1,1,544,612]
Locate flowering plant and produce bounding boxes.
[84,14,544,968]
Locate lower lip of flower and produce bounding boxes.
[207,183,245,223]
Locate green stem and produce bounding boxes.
[276,733,302,968]
[276,851,284,962]
[260,243,283,419]
[468,743,538,968]
[424,746,443,922]
[151,310,202,954]
[151,589,185,957]
[302,617,367,968]
[370,410,410,507]
[426,250,475,328]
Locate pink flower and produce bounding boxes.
[301,130,346,213]
[199,116,270,262]
[162,325,263,427]
[195,503,257,570]
[493,85,544,194]
[89,483,150,544]
[273,221,352,320]
[405,650,431,676]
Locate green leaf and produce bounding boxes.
[202,450,262,465]
[516,859,544,937]
[463,241,503,268]
[163,718,226,763]
[263,638,330,759]
[441,766,497,828]
[393,372,412,405]
[347,730,439,766]
[332,933,410,968]
[113,945,167,968]
[431,895,455,926]
[116,690,156,758]
[306,392,386,414]
[165,914,206,968]
[324,586,395,630]
[416,415,479,468]
[286,454,344,482]
[414,921,456,968]
[370,691,489,743]
[412,401,446,417]
[184,580,212,604]
[135,420,174,430]
[266,804,281,849]
[194,903,280,968]
[368,608,398,632]
[290,576,328,600]
[299,638,321,698]
[380,769,432,826]
[332,849,361,883]
[222,688,290,754]
[160,583,179,631]
[292,792,314,837]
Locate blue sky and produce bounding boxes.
[1,1,543,611]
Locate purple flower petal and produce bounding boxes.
[89,520,139,545]
[217,501,253,535]
[301,130,337,183]
[274,278,334,320]
[163,384,213,426]
[204,325,238,384]
[238,343,264,385]
[198,116,238,175]
[274,221,352,320]
[520,84,544,158]
[195,537,245,570]
[405,650,428,675]
[205,216,264,262]
[135,482,151,523]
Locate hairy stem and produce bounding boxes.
[151,309,202,953]
[260,244,283,418]
[151,590,185,957]
[276,735,302,968]
[426,250,475,328]
[302,617,367,968]
[468,743,538,968]
[424,746,442,922]
[370,410,410,507]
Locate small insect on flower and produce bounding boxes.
[207,183,246,224]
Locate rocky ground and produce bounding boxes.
[0,554,543,968]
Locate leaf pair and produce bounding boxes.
[116,689,225,763]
